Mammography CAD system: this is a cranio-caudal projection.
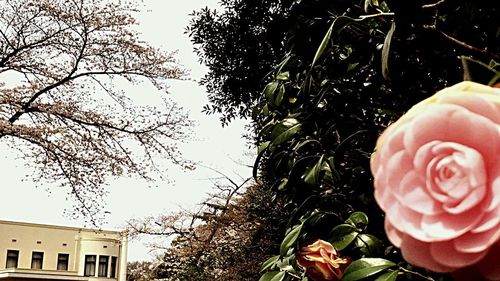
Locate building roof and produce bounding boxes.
[0,219,122,236]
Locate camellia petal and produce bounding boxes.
[371,82,500,279]
[398,171,443,215]
[421,207,483,240]
[429,241,487,268]
[400,236,454,273]
[454,226,500,253]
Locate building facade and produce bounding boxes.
[0,220,127,281]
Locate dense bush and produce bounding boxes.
[186,0,500,280]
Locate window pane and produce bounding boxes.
[84,255,96,276]
[6,250,19,268]
[98,256,109,277]
[110,256,117,278]
[57,253,69,271]
[31,252,44,269]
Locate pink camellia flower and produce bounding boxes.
[371,81,500,280]
[296,239,351,281]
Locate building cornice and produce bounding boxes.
[0,220,121,236]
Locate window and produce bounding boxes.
[84,255,96,276]
[98,256,109,277]
[57,253,69,271]
[31,251,44,269]
[6,250,19,268]
[110,256,117,278]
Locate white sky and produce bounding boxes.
[0,0,253,261]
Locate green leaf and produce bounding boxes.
[280,224,303,256]
[261,255,280,272]
[332,231,358,250]
[330,223,358,236]
[374,270,398,281]
[258,141,270,155]
[275,84,285,106]
[381,22,396,80]
[253,141,271,179]
[355,234,382,254]
[277,178,288,191]
[271,119,302,146]
[263,104,269,116]
[343,258,396,281]
[259,271,286,281]
[311,21,334,67]
[292,139,320,152]
[277,71,290,81]
[304,155,324,185]
[264,81,279,102]
[272,271,286,281]
[346,212,369,229]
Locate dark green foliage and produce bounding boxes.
[190,0,499,280]
[253,0,499,280]
[187,0,292,124]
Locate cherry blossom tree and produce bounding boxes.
[0,0,193,223]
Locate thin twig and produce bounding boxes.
[358,12,394,20]
[398,267,436,281]
[422,0,447,9]
[424,26,500,61]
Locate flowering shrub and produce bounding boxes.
[371,82,500,280]
[296,240,350,281]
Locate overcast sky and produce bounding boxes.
[0,0,252,261]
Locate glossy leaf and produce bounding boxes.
[343,258,396,281]
[374,270,398,281]
[264,81,279,102]
[311,20,334,67]
[275,84,286,106]
[280,224,303,256]
[277,71,290,81]
[271,119,302,146]
[355,234,382,254]
[304,155,324,185]
[332,231,358,250]
[260,271,286,281]
[261,255,280,272]
[381,22,396,80]
[346,212,369,229]
[330,223,358,236]
[258,141,270,155]
[277,178,289,191]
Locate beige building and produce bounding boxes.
[0,220,127,281]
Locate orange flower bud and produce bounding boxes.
[296,240,351,281]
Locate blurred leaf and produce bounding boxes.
[280,224,303,256]
[311,20,334,67]
[346,212,369,229]
[330,223,358,236]
[260,271,286,281]
[277,71,290,81]
[332,231,358,250]
[343,258,396,281]
[276,85,286,106]
[304,155,324,185]
[277,178,289,191]
[271,119,302,146]
[258,141,270,155]
[355,234,382,254]
[261,255,280,272]
[381,22,396,80]
[374,270,398,281]
[265,81,279,102]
